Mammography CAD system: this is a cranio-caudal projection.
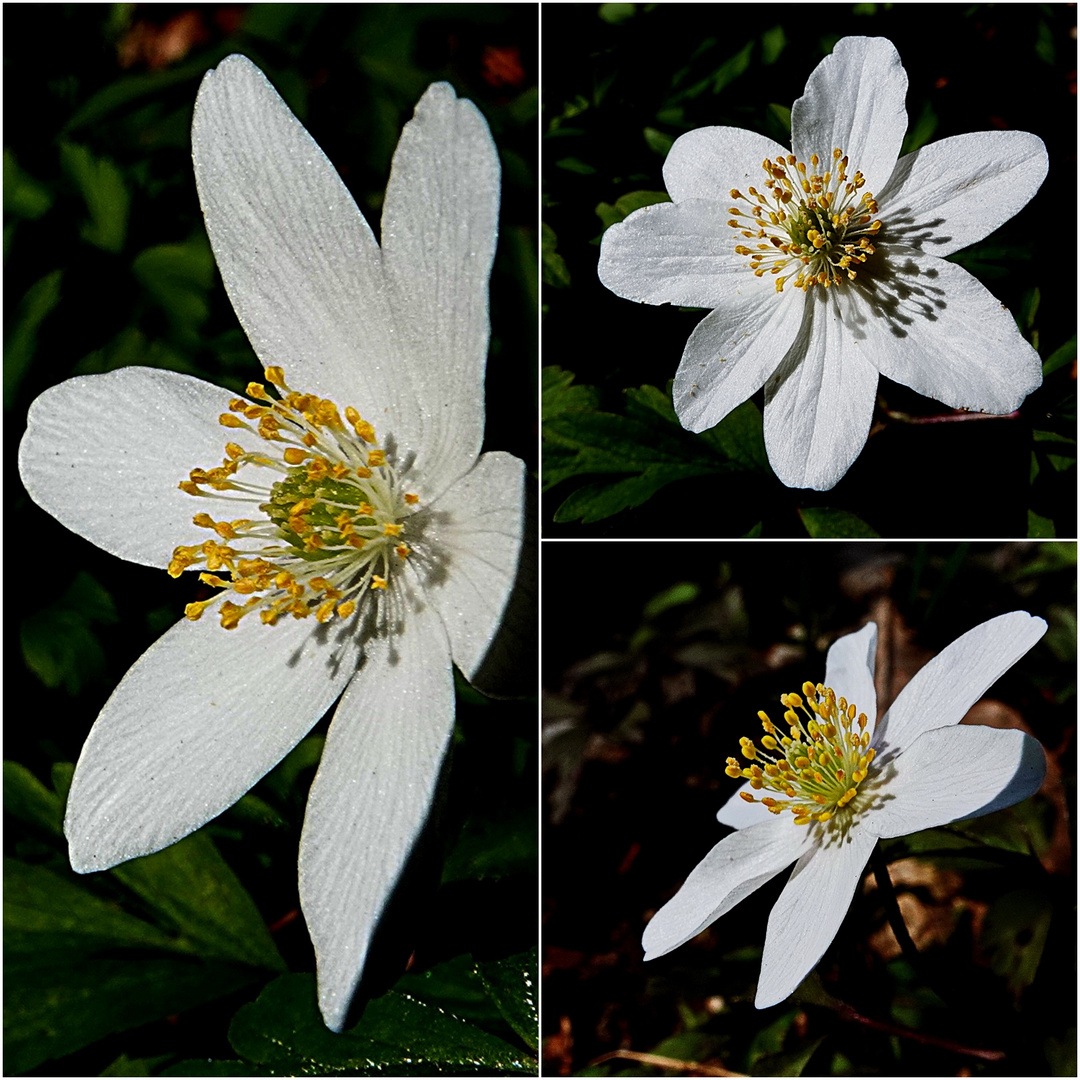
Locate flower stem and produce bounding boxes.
[869,842,921,971]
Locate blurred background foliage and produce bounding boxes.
[541,3,1076,538]
[542,541,1075,1076]
[5,4,537,1075]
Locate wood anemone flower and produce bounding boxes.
[642,611,1046,1007]
[18,55,525,1032]
[598,36,1046,490]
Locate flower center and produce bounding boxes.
[726,682,876,824]
[168,366,419,630]
[728,148,882,294]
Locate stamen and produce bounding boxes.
[733,685,875,824]
[728,148,882,293]
[171,368,419,630]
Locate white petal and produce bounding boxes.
[19,367,261,569]
[717,782,778,829]
[381,82,500,493]
[642,820,814,961]
[856,249,1043,414]
[597,200,757,309]
[65,614,360,872]
[867,727,1046,840]
[824,623,878,724]
[673,289,806,433]
[878,131,1048,258]
[791,37,908,195]
[191,56,401,452]
[299,607,454,1032]
[415,450,525,683]
[762,289,879,490]
[756,823,877,1007]
[874,611,1046,754]
[662,126,790,204]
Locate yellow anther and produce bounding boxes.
[283,447,308,465]
[219,413,246,428]
[404,492,420,505]
[370,576,388,591]
[264,366,285,386]
[184,599,214,621]
[367,449,386,467]
[382,523,403,537]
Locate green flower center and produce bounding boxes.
[168,367,418,629]
[727,682,876,824]
[728,147,882,294]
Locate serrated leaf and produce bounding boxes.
[476,949,538,1050]
[799,507,881,538]
[541,366,601,421]
[553,463,722,523]
[228,974,536,1075]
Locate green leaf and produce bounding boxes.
[643,582,700,620]
[643,126,673,156]
[901,99,938,154]
[110,832,285,971]
[395,955,496,1026]
[5,858,182,957]
[4,268,62,410]
[20,571,118,695]
[541,366,600,421]
[760,25,786,65]
[59,141,130,253]
[541,222,571,289]
[6,950,262,1075]
[101,1053,173,1076]
[697,399,768,471]
[4,149,53,219]
[766,103,792,142]
[4,858,267,1073]
[4,761,64,838]
[595,189,670,231]
[799,507,881,538]
[1027,508,1056,538]
[476,949,539,1050]
[979,889,1052,995]
[598,3,636,24]
[228,974,536,1075]
[553,463,722,523]
[1042,334,1076,377]
[555,156,596,175]
[752,1036,825,1076]
[443,808,537,883]
[132,238,215,342]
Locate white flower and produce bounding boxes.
[642,611,1047,1007]
[17,55,525,1032]
[597,36,1047,490]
